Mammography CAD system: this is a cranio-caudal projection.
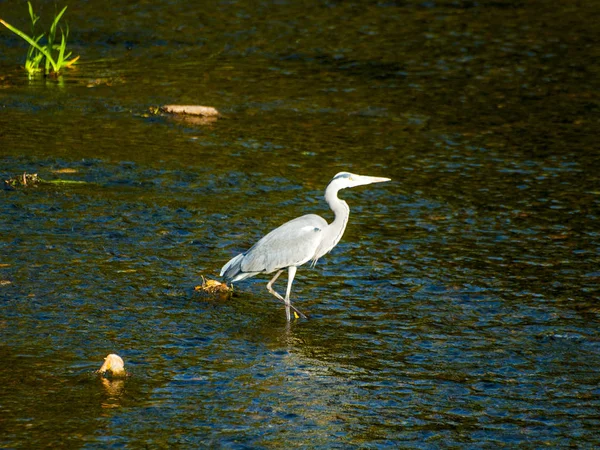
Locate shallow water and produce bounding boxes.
[1,0,599,447]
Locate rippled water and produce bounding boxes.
[1,0,599,447]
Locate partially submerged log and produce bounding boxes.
[159,105,220,117]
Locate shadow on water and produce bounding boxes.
[1,0,600,447]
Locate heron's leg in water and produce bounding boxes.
[267,270,284,301]
[284,266,304,320]
[282,266,296,321]
[266,269,307,320]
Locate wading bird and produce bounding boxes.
[220,172,390,320]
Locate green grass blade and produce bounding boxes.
[27,1,39,27]
[0,19,58,73]
[49,5,68,47]
[26,34,44,67]
[44,179,89,185]
[2,3,77,76]
[53,6,68,26]
[57,31,66,66]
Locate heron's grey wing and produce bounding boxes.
[240,214,327,273]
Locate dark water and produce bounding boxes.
[1,0,599,447]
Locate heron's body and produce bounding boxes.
[220,172,390,320]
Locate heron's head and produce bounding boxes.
[330,171,391,189]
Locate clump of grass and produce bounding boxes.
[0,2,79,77]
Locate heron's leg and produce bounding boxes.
[284,266,307,320]
[266,268,307,320]
[267,270,285,301]
[283,266,296,321]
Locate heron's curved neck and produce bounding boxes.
[326,184,349,224]
[317,184,350,257]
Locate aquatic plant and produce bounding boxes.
[3,171,88,190]
[0,2,79,77]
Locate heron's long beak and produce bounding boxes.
[354,174,391,186]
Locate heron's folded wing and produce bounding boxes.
[240,214,327,273]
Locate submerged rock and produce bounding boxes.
[97,354,127,378]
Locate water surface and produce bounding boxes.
[1,0,599,447]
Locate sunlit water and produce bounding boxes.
[1,0,599,447]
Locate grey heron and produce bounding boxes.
[220,172,391,320]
